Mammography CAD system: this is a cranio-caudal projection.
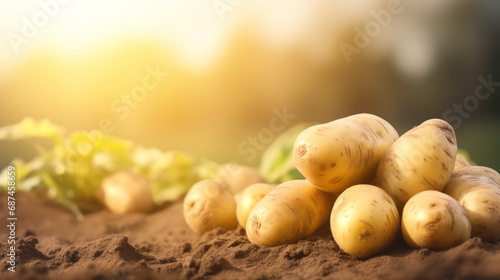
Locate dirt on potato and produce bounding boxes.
[1,192,500,280]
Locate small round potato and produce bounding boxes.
[183,179,238,234]
[402,190,471,249]
[101,171,155,215]
[330,184,400,258]
[217,163,265,195]
[236,183,274,229]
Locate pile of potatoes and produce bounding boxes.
[183,113,500,259]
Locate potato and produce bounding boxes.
[402,190,471,249]
[330,184,399,258]
[217,163,265,195]
[101,171,155,215]
[374,119,457,210]
[443,166,500,241]
[183,179,238,234]
[451,165,500,186]
[233,191,243,206]
[236,183,274,229]
[453,154,471,170]
[246,180,335,246]
[293,113,398,193]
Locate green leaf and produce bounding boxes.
[144,150,220,203]
[259,122,316,184]
[0,118,63,141]
[0,119,222,217]
[41,173,84,220]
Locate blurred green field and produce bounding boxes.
[0,1,499,173]
[454,119,500,171]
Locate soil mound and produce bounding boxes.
[0,193,499,279]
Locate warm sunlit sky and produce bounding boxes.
[0,0,229,70]
[0,0,404,72]
[0,0,499,168]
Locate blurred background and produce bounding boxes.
[0,0,499,170]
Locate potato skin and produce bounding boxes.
[101,171,155,215]
[453,154,471,171]
[236,183,274,229]
[217,163,265,195]
[330,184,400,259]
[402,190,471,250]
[451,166,500,186]
[443,166,500,241]
[183,179,238,234]
[374,119,457,210]
[246,180,335,246]
[293,113,398,193]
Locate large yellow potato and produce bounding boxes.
[236,183,274,229]
[402,190,471,250]
[330,184,400,259]
[246,180,335,246]
[443,166,500,241]
[183,179,238,234]
[293,113,398,193]
[374,119,457,210]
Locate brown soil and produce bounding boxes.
[1,192,499,280]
